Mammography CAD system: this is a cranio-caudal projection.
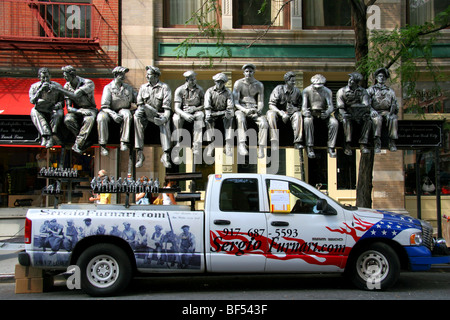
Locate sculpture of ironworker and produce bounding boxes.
[204,73,235,157]
[97,66,136,156]
[302,74,338,158]
[267,71,303,150]
[233,64,268,158]
[367,68,398,152]
[29,67,65,148]
[336,72,371,155]
[134,66,172,168]
[173,70,205,156]
[58,65,97,154]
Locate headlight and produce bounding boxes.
[410,232,423,246]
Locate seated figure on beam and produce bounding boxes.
[266,71,303,151]
[367,68,398,153]
[58,65,97,154]
[233,63,268,159]
[134,66,172,168]
[336,72,371,155]
[29,67,65,148]
[97,66,137,156]
[302,74,338,159]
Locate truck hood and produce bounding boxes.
[353,207,422,229]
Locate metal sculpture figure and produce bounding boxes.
[58,65,97,154]
[97,66,137,156]
[29,67,65,148]
[233,64,268,158]
[367,68,398,153]
[336,72,371,155]
[267,71,303,150]
[204,73,235,157]
[134,66,172,168]
[173,70,205,157]
[302,74,338,159]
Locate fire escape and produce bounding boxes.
[0,0,117,70]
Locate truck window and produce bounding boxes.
[219,178,260,212]
[266,179,320,214]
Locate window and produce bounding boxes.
[40,0,92,38]
[337,149,356,190]
[303,0,352,29]
[164,0,220,27]
[234,0,290,29]
[266,179,321,214]
[408,0,450,25]
[219,178,260,212]
[308,149,328,191]
[404,149,450,196]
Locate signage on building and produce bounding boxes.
[0,115,39,144]
[397,120,444,148]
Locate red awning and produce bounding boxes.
[0,77,111,115]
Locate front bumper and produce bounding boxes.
[406,243,450,271]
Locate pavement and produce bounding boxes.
[0,249,20,282]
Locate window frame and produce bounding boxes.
[233,0,291,30]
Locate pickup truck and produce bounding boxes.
[19,173,449,296]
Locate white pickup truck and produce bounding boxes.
[19,173,449,296]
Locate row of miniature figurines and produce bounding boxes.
[91,175,177,194]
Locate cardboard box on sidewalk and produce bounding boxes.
[14,264,53,294]
[14,264,44,279]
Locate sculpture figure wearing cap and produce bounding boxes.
[173,70,205,159]
[204,72,235,157]
[233,64,268,158]
[302,74,339,158]
[336,72,371,155]
[97,66,137,156]
[367,68,398,152]
[29,67,65,148]
[134,66,172,168]
[57,65,97,153]
[267,71,303,151]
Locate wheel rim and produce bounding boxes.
[86,254,120,289]
[356,250,389,284]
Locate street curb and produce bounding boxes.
[0,274,15,283]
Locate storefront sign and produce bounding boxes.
[397,120,444,148]
[0,116,39,144]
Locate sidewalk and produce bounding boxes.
[0,249,19,282]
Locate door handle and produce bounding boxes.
[214,219,231,225]
[271,221,289,227]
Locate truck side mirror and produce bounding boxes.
[316,199,336,215]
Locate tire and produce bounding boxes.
[348,242,400,290]
[77,243,132,297]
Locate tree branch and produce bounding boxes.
[385,22,450,69]
[245,0,294,48]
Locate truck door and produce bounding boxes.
[264,177,348,272]
[207,176,268,272]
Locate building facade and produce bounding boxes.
[0,0,448,234]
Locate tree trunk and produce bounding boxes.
[356,151,374,208]
[351,1,374,208]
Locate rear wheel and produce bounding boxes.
[78,243,132,297]
[348,242,400,290]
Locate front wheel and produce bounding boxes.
[77,243,132,297]
[348,242,400,290]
